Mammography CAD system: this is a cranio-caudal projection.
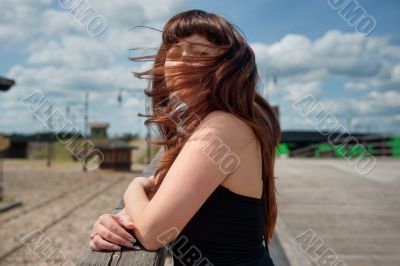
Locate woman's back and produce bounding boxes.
[169,184,274,265]
[218,112,264,200]
[167,112,274,265]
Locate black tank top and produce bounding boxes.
[169,184,275,266]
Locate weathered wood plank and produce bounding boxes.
[76,149,167,266]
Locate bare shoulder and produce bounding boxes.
[202,110,241,123]
[191,110,256,150]
[204,110,255,137]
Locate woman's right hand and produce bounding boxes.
[89,208,137,251]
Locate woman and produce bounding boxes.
[89,9,280,265]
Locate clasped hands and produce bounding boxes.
[89,175,156,251]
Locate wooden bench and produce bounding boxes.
[76,149,168,266]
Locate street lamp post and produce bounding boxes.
[46,105,54,167]
[264,66,279,101]
[117,88,152,164]
[64,93,89,171]
[83,92,89,171]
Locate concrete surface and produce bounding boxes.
[275,158,400,266]
[1,157,398,266]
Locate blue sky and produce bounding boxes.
[1,0,399,137]
[189,0,398,42]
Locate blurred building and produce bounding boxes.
[90,123,109,138]
[95,139,138,171]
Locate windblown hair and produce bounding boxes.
[130,9,281,243]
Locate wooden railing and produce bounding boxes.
[76,149,168,266]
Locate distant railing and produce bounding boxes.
[76,149,168,266]
[290,134,400,158]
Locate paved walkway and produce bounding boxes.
[1,157,398,265]
[0,160,139,265]
[275,158,400,266]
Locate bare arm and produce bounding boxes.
[123,111,252,250]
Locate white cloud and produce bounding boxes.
[26,36,115,69]
[358,90,400,114]
[321,90,400,116]
[344,81,370,91]
[0,0,53,42]
[251,30,400,134]
[283,81,321,102]
[251,30,400,91]
[1,1,399,135]
[0,0,190,135]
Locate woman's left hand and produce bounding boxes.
[89,209,136,251]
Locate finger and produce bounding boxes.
[94,222,135,248]
[90,234,121,251]
[99,214,136,242]
[117,214,136,230]
[149,175,156,185]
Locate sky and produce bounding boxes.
[1,0,399,137]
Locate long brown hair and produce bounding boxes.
[130,9,281,243]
